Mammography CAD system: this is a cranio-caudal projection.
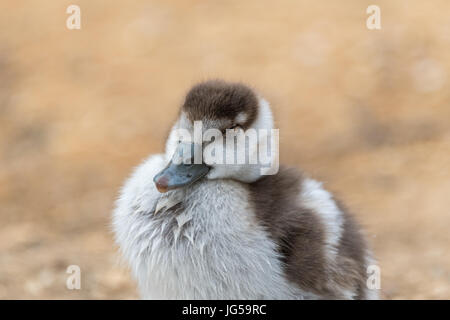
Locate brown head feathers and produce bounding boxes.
[182,80,259,129]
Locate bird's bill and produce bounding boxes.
[153,143,210,193]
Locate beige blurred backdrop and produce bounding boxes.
[0,0,449,299]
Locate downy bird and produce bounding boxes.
[113,80,379,299]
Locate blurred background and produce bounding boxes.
[1,0,449,299]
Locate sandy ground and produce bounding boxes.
[0,1,449,299]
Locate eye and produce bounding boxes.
[222,124,241,135]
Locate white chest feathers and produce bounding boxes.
[113,155,309,299]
